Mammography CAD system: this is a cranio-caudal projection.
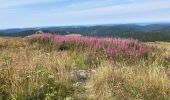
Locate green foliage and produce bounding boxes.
[69,51,105,69]
[0,44,7,50]
[121,32,170,42]
[28,80,74,100]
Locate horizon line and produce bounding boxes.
[1,21,170,30]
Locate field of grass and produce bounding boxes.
[0,35,170,100]
[147,42,170,53]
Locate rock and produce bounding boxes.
[70,70,90,81]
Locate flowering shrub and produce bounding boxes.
[27,33,150,60]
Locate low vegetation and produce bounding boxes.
[0,34,170,100]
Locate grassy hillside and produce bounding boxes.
[0,35,170,100]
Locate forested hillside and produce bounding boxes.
[1,24,170,42]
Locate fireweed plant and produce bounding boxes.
[28,33,150,60]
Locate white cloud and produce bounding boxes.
[0,0,57,9]
[51,0,170,17]
[0,0,170,29]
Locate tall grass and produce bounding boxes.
[87,63,170,100]
[0,35,169,100]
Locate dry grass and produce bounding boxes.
[88,63,170,100]
[0,37,74,99]
[0,37,170,100]
[147,42,170,53]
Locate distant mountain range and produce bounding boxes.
[0,23,170,42]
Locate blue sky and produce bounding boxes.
[0,0,170,29]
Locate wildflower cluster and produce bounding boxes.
[28,33,149,59]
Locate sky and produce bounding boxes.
[0,0,170,29]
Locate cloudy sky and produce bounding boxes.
[0,0,170,29]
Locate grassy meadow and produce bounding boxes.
[0,34,170,100]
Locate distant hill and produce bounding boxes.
[1,24,170,42]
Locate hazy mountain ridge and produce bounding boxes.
[1,24,170,42]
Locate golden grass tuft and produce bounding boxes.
[88,64,170,100]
